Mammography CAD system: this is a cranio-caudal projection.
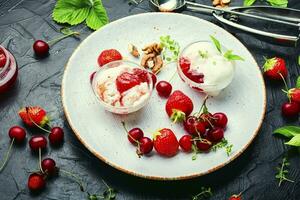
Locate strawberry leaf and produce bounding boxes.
[267,0,288,7]
[224,50,244,61]
[244,0,257,6]
[273,126,300,138]
[296,76,300,88]
[86,0,109,30]
[210,35,222,53]
[285,135,300,146]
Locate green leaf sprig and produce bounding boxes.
[88,180,117,200]
[211,139,233,156]
[192,187,213,200]
[210,36,244,62]
[53,0,109,31]
[273,126,300,146]
[244,0,288,7]
[159,35,180,62]
[275,157,294,187]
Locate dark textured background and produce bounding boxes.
[1,0,300,199]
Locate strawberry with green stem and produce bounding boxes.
[153,128,179,157]
[263,57,288,80]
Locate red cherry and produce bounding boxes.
[150,72,157,87]
[183,116,206,136]
[49,127,64,146]
[281,102,300,118]
[28,173,46,191]
[207,128,224,143]
[196,139,212,151]
[41,158,57,175]
[8,126,26,143]
[33,40,49,57]
[179,135,192,152]
[138,137,153,155]
[128,128,144,145]
[156,81,172,97]
[229,194,242,200]
[0,49,7,68]
[29,135,47,151]
[213,112,228,128]
[200,113,214,128]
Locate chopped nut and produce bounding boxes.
[128,43,140,58]
[141,53,156,68]
[152,56,163,74]
[221,0,230,4]
[142,43,163,55]
[212,0,221,6]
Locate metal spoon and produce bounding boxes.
[149,0,300,27]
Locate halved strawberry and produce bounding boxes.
[18,106,49,127]
[263,57,287,80]
[116,72,141,94]
[153,128,179,157]
[165,90,194,123]
[97,49,122,67]
[288,88,300,103]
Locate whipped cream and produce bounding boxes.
[94,64,150,107]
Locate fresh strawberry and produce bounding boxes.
[97,49,122,67]
[229,193,242,200]
[165,90,194,123]
[18,106,49,127]
[288,88,300,103]
[263,57,287,80]
[116,72,141,94]
[153,128,179,157]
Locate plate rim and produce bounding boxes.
[61,12,267,181]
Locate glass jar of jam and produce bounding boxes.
[0,45,18,93]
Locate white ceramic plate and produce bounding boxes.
[62,13,266,180]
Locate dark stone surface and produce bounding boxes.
[1,0,300,199]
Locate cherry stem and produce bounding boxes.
[0,138,15,172]
[121,121,140,145]
[195,95,209,117]
[38,148,44,174]
[48,31,80,46]
[26,107,51,133]
[279,73,290,101]
[60,169,85,192]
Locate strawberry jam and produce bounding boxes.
[0,46,18,93]
[179,57,204,83]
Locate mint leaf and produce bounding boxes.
[53,0,109,30]
[86,0,109,30]
[210,35,222,53]
[244,0,257,6]
[296,76,300,88]
[285,134,300,146]
[224,50,244,61]
[267,0,288,7]
[273,126,300,138]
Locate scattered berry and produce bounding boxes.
[49,127,64,146]
[196,139,212,151]
[207,128,224,143]
[33,40,49,57]
[8,126,26,143]
[28,173,46,192]
[156,81,172,97]
[29,135,47,151]
[179,135,192,152]
[288,88,300,103]
[138,137,153,155]
[165,90,194,123]
[41,158,57,176]
[281,102,300,118]
[263,57,287,80]
[212,112,228,128]
[183,116,206,136]
[18,106,49,127]
[200,112,214,128]
[128,128,144,145]
[153,128,179,157]
[229,193,242,200]
[97,49,122,67]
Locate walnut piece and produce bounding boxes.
[128,43,140,58]
[212,0,230,7]
[212,0,220,6]
[140,42,164,74]
[142,43,163,55]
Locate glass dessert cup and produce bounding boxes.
[177,41,236,96]
[0,45,18,93]
[92,60,153,114]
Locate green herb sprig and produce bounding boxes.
[244,0,288,7]
[88,180,117,200]
[192,187,213,200]
[275,157,294,187]
[160,35,180,62]
[211,139,233,156]
[53,0,109,30]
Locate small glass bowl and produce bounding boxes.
[177,41,236,96]
[92,60,153,114]
[0,45,18,93]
